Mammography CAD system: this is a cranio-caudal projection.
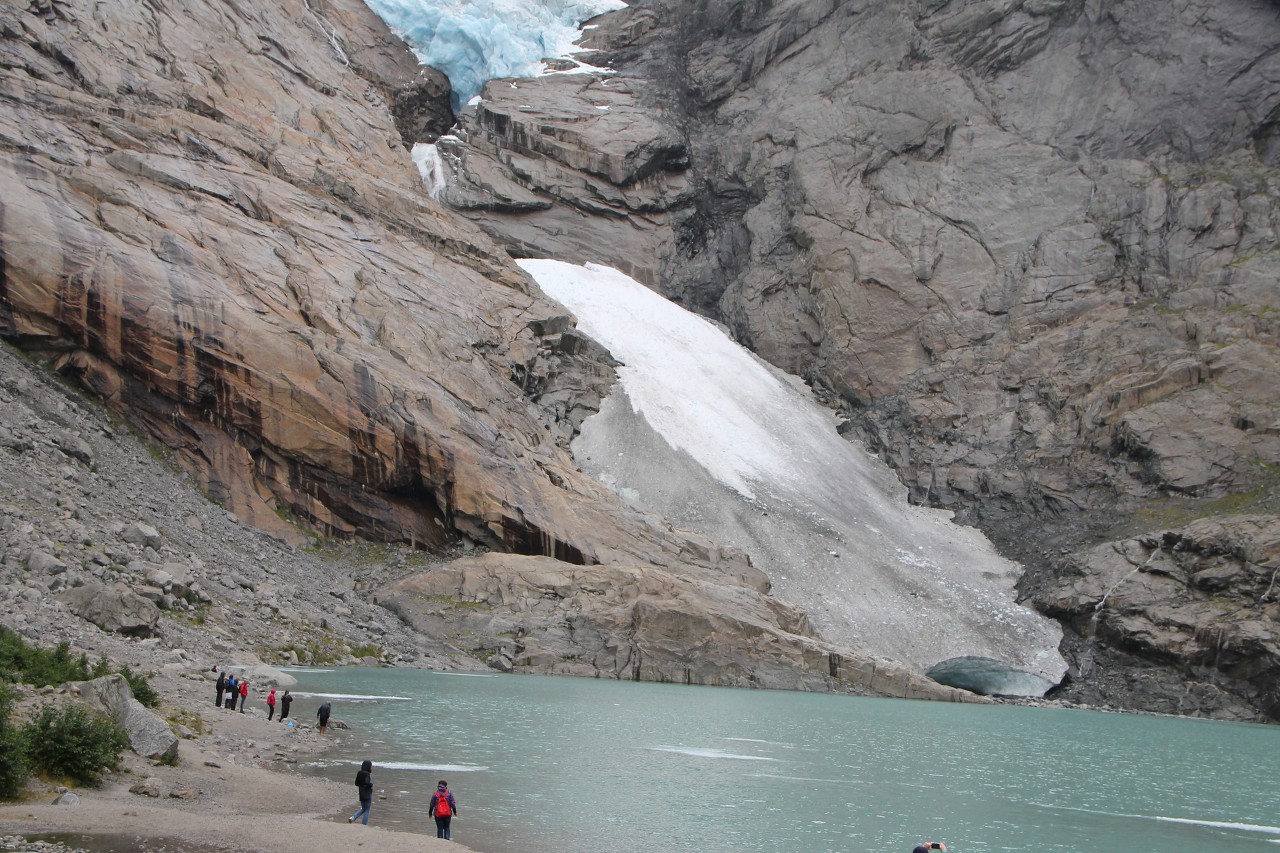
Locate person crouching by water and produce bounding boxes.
[913,843,947,852]
[430,780,458,840]
[349,760,373,825]
[317,701,331,734]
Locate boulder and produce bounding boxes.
[239,665,297,688]
[57,582,161,637]
[66,675,179,762]
[25,550,67,574]
[130,777,163,798]
[120,522,163,551]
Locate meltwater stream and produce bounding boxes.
[293,668,1280,853]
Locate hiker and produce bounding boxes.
[280,690,293,722]
[912,844,947,852]
[349,760,374,825]
[224,674,238,709]
[238,677,249,712]
[317,701,331,734]
[267,687,277,721]
[215,669,227,708]
[429,779,458,840]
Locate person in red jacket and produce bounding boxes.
[266,688,277,721]
[429,780,458,840]
[238,678,249,713]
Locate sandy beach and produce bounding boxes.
[0,668,473,853]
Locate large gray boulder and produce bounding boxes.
[65,675,178,762]
[239,665,297,688]
[57,582,161,637]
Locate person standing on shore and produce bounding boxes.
[224,674,237,710]
[238,678,249,713]
[429,780,458,841]
[280,690,293,722]
[349,760,374,825]
[317,701,331,734]
[266,688,277,721]
[215,669,226,708]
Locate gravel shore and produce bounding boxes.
[0,666,472,853]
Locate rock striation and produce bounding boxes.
[0,0,721,573]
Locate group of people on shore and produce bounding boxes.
[211,668,459,840]
[349,760,458,841]
[213,667,292,721]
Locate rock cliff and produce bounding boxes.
[438,0,1280,717]
[3,0,1278,718]
[0,0,997,705]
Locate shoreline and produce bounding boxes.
[0,666,474,853]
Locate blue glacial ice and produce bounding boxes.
[365,0,625,108]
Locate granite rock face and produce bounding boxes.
[450,0,1280,522]
[5,0,1279,716]
[440,0,1280,717]
[1029,514,1280,719]
[0,0,721,574]
[377,553,982,702]
[0,0,943,701]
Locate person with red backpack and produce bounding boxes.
[429,779,458,840]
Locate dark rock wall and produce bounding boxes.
[442,0,1280,718]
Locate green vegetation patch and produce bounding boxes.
[21,704,129,787]
[0,627,158,706]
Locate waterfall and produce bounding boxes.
[412,143,447,200]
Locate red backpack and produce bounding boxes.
[435,790,452,817]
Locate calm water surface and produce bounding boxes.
[291,668,1280,853]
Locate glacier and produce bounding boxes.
[519,259,1067,690]
[364,0,625,108]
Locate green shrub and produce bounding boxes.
[21,705,129,786]
[0,628,92,686]
[118,666,159,708]
[0,629,158,708]
[0,684,26,799]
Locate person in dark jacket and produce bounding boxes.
[349,760,374,825]
[214,670,227,708]
[317,701,331,734]
[912,843,947,852]
[224,675,237,709]
[430,780,458,840]
[280,690,293,722]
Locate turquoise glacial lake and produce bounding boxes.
[290,668,1280,853]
